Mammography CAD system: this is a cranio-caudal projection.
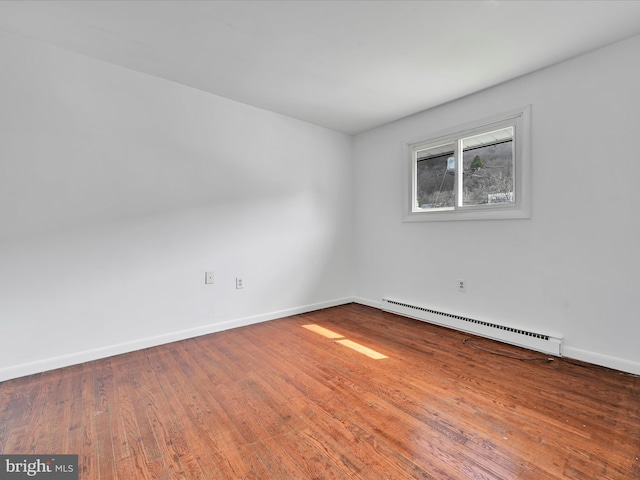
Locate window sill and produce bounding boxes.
[403,204,531,222]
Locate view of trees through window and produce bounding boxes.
[416,131,514,209]
[462,140,513,206]
[416,149,455,208]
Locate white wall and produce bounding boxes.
[0,31,354,381]
[353,34,640,374]
[3,28,639,381]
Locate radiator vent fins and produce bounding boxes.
[382,298,562,355]
[383,299,550,341]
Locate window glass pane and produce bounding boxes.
[415,143,455,209]
[461,127,514,206]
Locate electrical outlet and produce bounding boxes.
[458,279,466,292]
[205,271,214,284]
[236,277,244,289]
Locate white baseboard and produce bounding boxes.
[352,296,382,309]
[562,346,640,376]
[0,297,355,382]
[5,297,637,381]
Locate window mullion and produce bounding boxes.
[455,139,463,208]
[412,148,419,211]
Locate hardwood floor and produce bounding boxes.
[1,303,638,479]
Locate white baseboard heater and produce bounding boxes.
[381,298,562,356]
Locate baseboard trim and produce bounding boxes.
[351,296,382,309]
[5,298,637,381]
[0,297,355,382]
[562,346,640,376]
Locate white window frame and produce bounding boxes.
[404,105,531,222]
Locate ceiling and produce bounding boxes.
[2,1,640,135]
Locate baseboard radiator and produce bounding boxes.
[381,298,562,356]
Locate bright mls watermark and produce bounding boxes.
[0,455,77,479]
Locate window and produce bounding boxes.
[405,106,530,221]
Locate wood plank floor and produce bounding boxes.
[1,303,639,479]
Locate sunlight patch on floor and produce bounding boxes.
[335,339,388,359]
[302,324,388,359]
[302,324,344,339]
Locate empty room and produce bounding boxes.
[1,1,639,478]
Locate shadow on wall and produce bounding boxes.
[0,147,349,375]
